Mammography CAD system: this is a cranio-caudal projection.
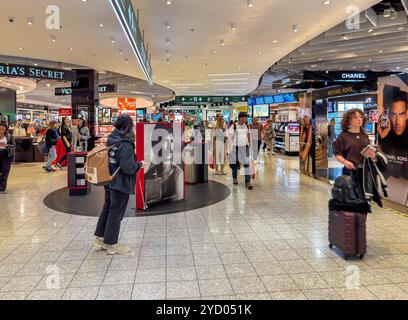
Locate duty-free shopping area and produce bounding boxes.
[1,0,408,302]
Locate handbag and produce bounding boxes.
[37,135,49,155]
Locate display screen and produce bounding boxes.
[248,98,256,106]
[255,97,265,105]
[369,110,378,122]
[253,105,270,118]
[0,87,16,114]
[153,114,161,122]
[365,122,374,134]
[284,93,296,102]
[264,96,274,104]
[274,95,284,103]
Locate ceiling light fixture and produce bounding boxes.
[166,0,172,4]
[110,37,116,44]
[166,38,170,45]
[166,50,170,56]
[27,17,34,25]
[378,49,383,53]
[69,47,75,51]
[119,49,124,55]
[18,47,24,50]
[51,35,57,42]
[398,26,404,31]
[230,23,236,31]
[220,39,225,46]
[247,0,254,8]
[166,59,170,64]
[258,51,262,54]
[99,22,104,27]
[368,28,374,33]
[322,0,331,5]
[342,34,348,40]
[273,40,278,44]
[292,25,298,32]
[165,21,170,29]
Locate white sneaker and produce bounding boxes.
[105,243,131,255]
[93,237,106,250]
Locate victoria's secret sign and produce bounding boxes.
[0,63,76,81]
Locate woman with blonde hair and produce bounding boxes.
[212,113,227,175]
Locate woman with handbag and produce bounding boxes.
[0,122,16,194]
[44,121,59,173]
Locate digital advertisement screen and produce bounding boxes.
[264,96,274,104]
[137,109,145,116]
[255,97,265,105]
[273,95,284,103]
[284,93,296,102]
[248,98,256,106]
[253,105,270,118]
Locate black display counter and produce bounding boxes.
[13,137,45,163]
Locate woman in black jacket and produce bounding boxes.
[44,121,59,173]
[0,122,16,194]
[93,114,145,255]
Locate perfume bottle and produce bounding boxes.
[380,111,389,129]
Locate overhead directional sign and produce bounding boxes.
[110,0,153,85]
[175,96,248,104]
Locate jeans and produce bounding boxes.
[0,153,12,192]
[252,140,262,161]
[58,146,71,165]
[45,146,57,170]
[229,146,251,183]
[95,187,130,245]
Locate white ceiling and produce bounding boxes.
[0,0,380,97]
[133,0,381,95]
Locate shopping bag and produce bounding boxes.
[209,151,215,169]
[250,159,256,180]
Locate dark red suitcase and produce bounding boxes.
[328,210,367,260]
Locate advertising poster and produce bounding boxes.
[298,92,314,176]
[136,123,185,210]
[313,98,329,178]
[377,74,408,207]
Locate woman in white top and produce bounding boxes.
[212,114,227,175]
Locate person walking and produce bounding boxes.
[93,114,145,255]
[249,117,264,161]
[213,113,227,175]
[43,121,59,173]
[228,112,254,190]
[0,122,15,194]
[55,117,73,169]
[264,119,276,155]
[328,118,337,157]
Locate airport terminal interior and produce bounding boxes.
[1,0,408,301]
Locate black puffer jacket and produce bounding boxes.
[107,129,141,195]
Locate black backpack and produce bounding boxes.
[331,174,365,204]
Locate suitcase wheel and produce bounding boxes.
[344,254,349,260]
[329,243,333,249]
[359,255,364,260]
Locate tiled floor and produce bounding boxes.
[1,155,408,300]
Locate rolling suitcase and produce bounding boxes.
[328,210,367,260]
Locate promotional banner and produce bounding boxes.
[298,92,313,176]
[136,123,185,210]
[378,74,408,207]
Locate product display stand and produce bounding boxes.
[67,152,91,196]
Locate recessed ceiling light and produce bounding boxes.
[51,35,57,42]
[166,38,170,45]
[110,37,116,44]
[119,49,124,55]
[166,0,172,4]
[46,83,51,87]
[301,52,306,55]
[220,39,225,46]
[318,58,323,61]
[272,40,278,44]
[292,25,298,32]
[33,63,38,66]
[368,58,373,61]
[166,50,170,56]
[99,22,104,27]
[368,28,374,33]
[18,47,24,50]
[322,0,331,5]
[378,49,383,53]
[230,23,236,31]
[258,51,262,54]
[342,35,348,40]
[396,66,401,70]
[398,26,404,31]
[27,17,34,25]
[165,21,170,29]
[247,0,254,8]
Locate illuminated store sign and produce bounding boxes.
[55,84,116,96]
[0,63,76,81]
[341,73,367,80]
